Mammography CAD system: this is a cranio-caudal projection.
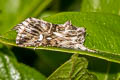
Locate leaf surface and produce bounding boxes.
[82,56,120,80]
[0,12,120,63]
[47,54,97,80]
[0,51,46,80]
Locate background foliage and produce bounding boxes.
[0,0,120,80]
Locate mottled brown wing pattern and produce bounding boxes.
[14,18,53,47]
[14,17,95,52]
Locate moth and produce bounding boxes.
[14,17,95,52]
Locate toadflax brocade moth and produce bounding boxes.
[14,17,95,52]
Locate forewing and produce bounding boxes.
[14,18,50,47]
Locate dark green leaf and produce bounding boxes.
[83,56,120,80]
[0,51,46,80]
[47,54,97,80]
[0,45,16,58]
[34,50,71,76]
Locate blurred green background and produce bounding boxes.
[0,0,120,78]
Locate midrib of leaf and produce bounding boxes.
[1,32,120,65]
[0,31,120,64]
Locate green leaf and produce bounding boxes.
[47,54,97,80]
[0,51,46,80]
[80,0,120,15]
[0,0,52,34]
[0,12,120,64]
[34,50,71,76]
[0,45,16,59]
[84,56,120,80]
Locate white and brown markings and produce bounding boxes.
[14,17,95,52]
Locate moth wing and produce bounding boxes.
[15,17,53,47]
[15,18,42,46]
